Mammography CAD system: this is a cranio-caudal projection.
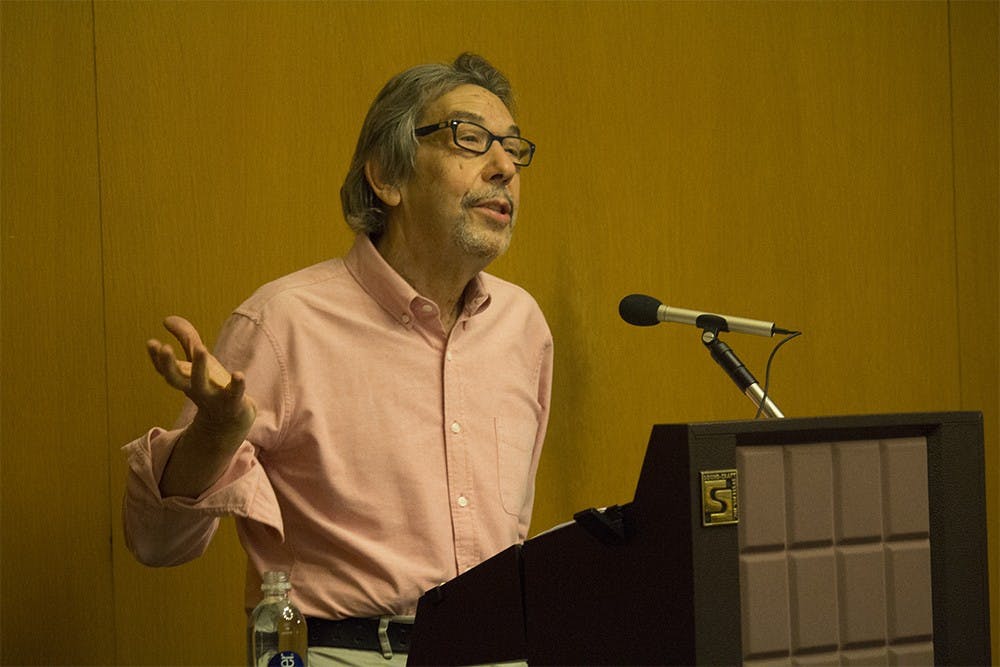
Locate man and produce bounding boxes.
[123,53,552,665]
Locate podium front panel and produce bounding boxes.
[737,437,934,664]
[410,412,990,666]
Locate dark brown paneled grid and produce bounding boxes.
[737,438,934,665]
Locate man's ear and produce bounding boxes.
[364,160,401,208]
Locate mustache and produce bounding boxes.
[462,189,515,217]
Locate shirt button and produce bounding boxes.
[457,496,469,507]
[450,422,461,434]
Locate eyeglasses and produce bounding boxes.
[414,119,536,167]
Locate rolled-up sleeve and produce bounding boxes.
[122,307,291,566]
[122,426,283,566]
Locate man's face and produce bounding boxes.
[396,84,522,262]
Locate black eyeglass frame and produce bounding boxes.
[414,119,536,167]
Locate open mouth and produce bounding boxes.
[478,200,511,215]
[470,196,514,224]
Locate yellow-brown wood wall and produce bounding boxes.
[2,1,996,664]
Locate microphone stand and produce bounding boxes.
[698,316,784,419]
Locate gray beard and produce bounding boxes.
[453,214,515,259]
[455,188,516,258]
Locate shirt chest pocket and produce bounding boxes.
[494,416,538,516]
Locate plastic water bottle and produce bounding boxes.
[250,571,308,667]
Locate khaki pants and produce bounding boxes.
[308,646,527,667]
[308,646,408,666]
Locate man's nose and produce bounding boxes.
[483,140,518,183]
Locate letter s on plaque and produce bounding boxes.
[700,469,739,526]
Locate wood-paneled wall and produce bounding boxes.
[2,2,996,664]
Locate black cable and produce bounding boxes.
[754,330,802,419]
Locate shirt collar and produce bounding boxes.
[344,234,492,327]
[462,274,491,317]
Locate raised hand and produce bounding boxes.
[146,316,256,497]
[146,316,256,434]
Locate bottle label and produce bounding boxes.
[267,651,305,667]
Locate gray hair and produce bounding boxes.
[340,53,516,236]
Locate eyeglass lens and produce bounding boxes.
[451,121,533,166]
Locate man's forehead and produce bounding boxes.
[422,84,517,132]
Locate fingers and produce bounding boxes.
[146,340,191,390]
[148,322,233,392]
[147,319,250,423]
[162,315,206,360]
[189,344,210,395]
[187,345,232,390]
[228,371,247,400]
[161,315,215,383]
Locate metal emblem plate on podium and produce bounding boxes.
[700,469,739,526]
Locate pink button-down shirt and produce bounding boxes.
[123,235,553,619]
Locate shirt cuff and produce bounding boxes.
[123,427,284,533]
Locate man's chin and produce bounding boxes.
[463,241,509,262]
[457,226,513,261]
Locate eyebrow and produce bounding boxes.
[448,110,521,137]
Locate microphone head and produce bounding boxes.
[619,294,663,326]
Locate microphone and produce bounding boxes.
[619,293,795,337]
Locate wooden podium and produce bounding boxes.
[408,412,991,666]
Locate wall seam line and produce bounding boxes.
[89,0,118,663]
[945,0,965,409]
